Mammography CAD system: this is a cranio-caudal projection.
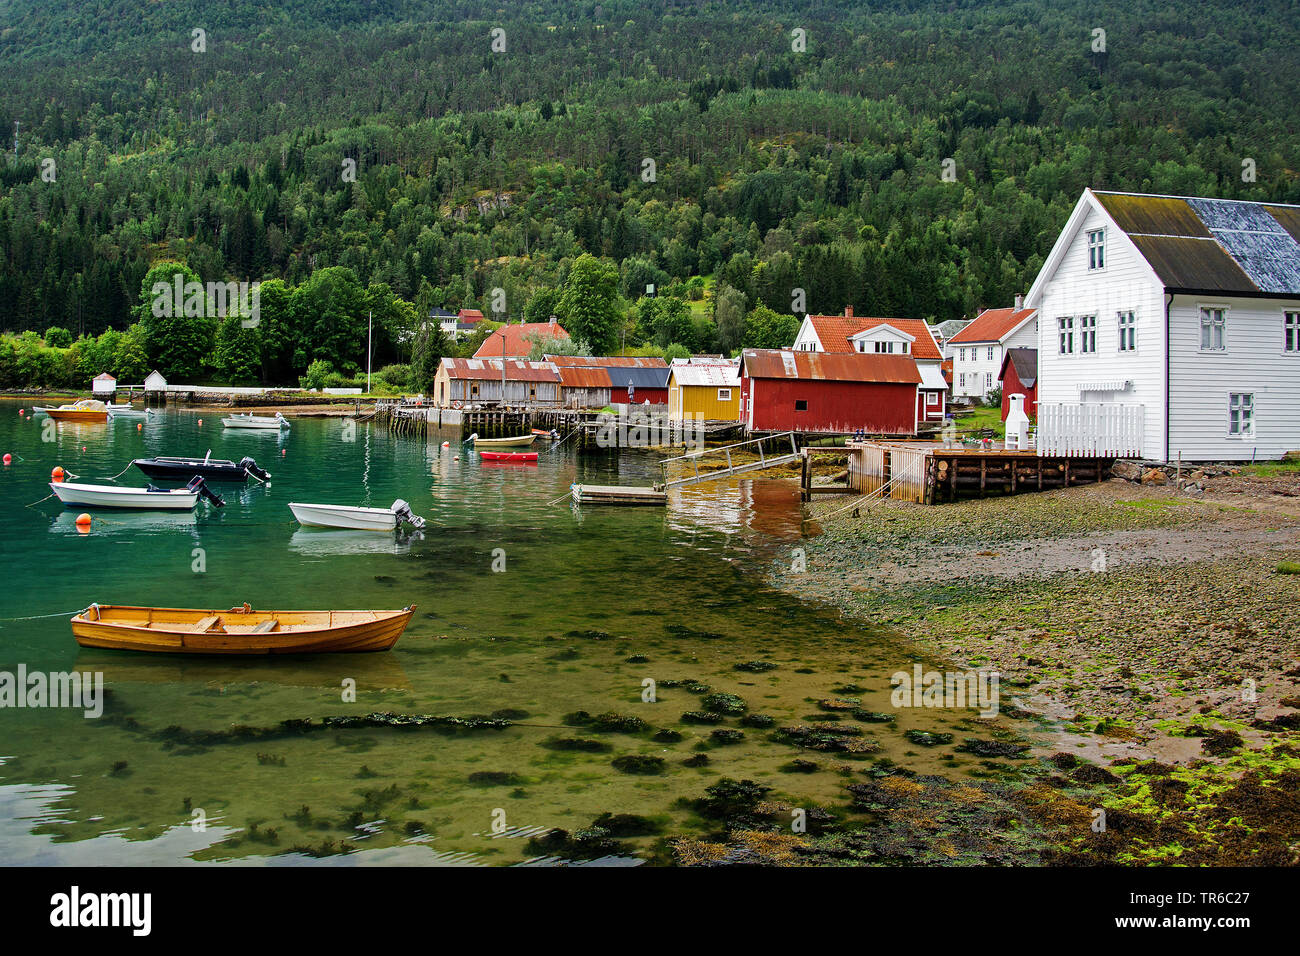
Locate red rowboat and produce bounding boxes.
[480,451,538,463]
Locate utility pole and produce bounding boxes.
[367,311,372,393]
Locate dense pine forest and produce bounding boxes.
[1,0,1298,388]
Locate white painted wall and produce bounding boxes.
[1168,294,1300,461]
[952,319,1037,400]
[1035,202,1168,458]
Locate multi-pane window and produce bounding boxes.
[1058,317,1074,354]
[1200,307,1226,351]
[1286,312,1300,352]
[987,346,994,360]
[958,373,966,388]
[873,341,896,353]
[1079,315,1097,353]
[985,372,993,390]
[1087,229,1105,270]
[717,389,731,402]
[1228,393,1254,437]
[1118,311,1137,351]
[959,348,966,362]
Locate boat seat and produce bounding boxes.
[191,615,221,632]
[251,619,278,633]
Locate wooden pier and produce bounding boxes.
[847,439,1114,504]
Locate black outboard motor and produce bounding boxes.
[390,499,426,530]
[238,456,272,482]
[186,475,226,508]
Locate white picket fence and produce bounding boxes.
[1037,403,1144,458]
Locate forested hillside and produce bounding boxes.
[1,0,1297,385]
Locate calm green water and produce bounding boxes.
[0,398,1002,865]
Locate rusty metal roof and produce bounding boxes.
[1094,191,1300,295]
[546,355,668,368]
[740,349,921,384]
[556,365,613,388]
[440,358,560,382]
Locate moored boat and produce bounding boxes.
[70,603,417,654]
[468,433,536,448]
[479,450,538,463]
[50,475,225,511]
[222,412,290,430]
[46,400,110,423]
[133,453,271,483]
[288,499,426,531]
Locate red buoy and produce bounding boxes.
[51,466,65,482]
[75,513,92,532]
[2,453,11,465]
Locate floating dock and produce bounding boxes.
[571,484,668,506]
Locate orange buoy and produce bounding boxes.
[137,422,142,431]
[51,466,65,482]
[75,513,92,531]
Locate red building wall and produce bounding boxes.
[999,368,1037,421]
[612,387,668,405]
[746,378,918,434]
[916,389,946,425]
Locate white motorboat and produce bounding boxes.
[108,404,149,418]
[288,499,426,532]
[222,412,290,430]
[50,475,225,511]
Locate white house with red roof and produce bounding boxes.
[948,299,1038,402]
[473,319,570,359]
[790,306,948,424]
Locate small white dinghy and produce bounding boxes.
[288,499,426,532]
[50,476,226,511]
[222,412,289,430]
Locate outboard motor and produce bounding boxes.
[390,499,426,530]
[239,456,272,482]
[186,475,226,508]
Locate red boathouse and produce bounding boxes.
[739,349,921,435]
[998,347,1038,421]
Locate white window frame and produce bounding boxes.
[926,391,940,407]
[1199,305,1227,352]
[1227,392,1254,438]
[1087,228,1106,270]
[1058,316,1074,355]
[1079,314,1097,353]
[984,372,993,390]
[1118,310,1137,352]
[959,348,965,362]
[986,346,994,361]
[717,388,732,402]
[958,372,966,389]
[1285,310,1300,353]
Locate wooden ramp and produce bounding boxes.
[661,432,800,488]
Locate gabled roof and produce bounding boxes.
[439,358,560,382]
[1031,190,1300,301]
[556,365,612,389]
[93,372,116,381]
[804,313,942,360]
[740,349,921,384]
[458,308,485,323]
[949,307,1037,344]
[473,322,570,358]
[429,308,458,319]
[668,364,740,387]
[999,347,1038,388]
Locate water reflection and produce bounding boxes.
[288,528,423,557]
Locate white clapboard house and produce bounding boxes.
[948,300,1038,402]
[1026,188,1300,462]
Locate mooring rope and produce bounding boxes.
[24,493,55,508]
[100,462,134,482]
[0,606,87,623]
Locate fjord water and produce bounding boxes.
[0,399,991,865]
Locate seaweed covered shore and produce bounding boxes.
[752,474,1300,865]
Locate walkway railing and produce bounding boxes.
[661,431,799,488]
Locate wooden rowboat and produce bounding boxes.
[480,450,538,463]
[470,433,536,448]
[70,603,416,655]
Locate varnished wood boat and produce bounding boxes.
[469,433,536,448]
[70,603,416,655]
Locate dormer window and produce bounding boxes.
[1087,229,1105,270]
